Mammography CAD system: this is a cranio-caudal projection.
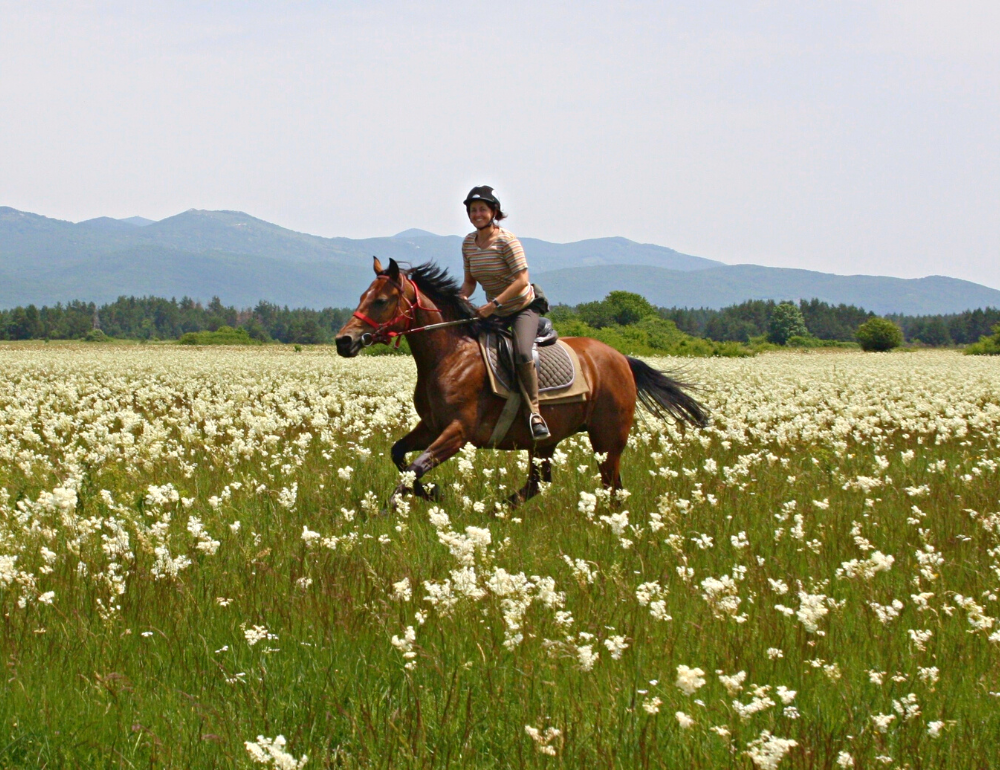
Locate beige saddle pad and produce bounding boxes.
[478,331,590,404]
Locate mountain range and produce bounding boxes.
[2,206,997,315]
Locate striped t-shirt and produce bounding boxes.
[462,228,534,317]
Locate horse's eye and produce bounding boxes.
[372,298,387,307]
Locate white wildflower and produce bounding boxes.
[244,734,308,768]
[744,730,797,770]
[524,724,561,756]
[577,645,599,671]
[796,591,829,633]
[718,670,747,696]
[392,578,412,602]
[245,625,277,646]
[603,635,628,660]
[676,665,706,696]
[301,526,321,546]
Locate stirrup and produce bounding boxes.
[529,412,550,440]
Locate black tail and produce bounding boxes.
[627,357,709,428]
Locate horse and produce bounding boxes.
[335,257,708,506]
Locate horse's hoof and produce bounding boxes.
[381,485,413,514]
[505,488,533,508]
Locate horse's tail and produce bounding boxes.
[626,357,709,428]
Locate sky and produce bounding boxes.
[1,1,998,288]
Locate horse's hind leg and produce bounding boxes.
[588,422,627,493]
[507,446,554,507]
[597,450,623,492]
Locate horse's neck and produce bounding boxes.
[405,306,474,378]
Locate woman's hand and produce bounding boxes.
[477,302,497,318]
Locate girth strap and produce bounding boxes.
[487,392,522,448]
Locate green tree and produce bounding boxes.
[603,291,657,326]
[768,302,809,345]
[915,317,951,347]
[576,301,614,329]
[241,317,271,342]
[8,305,42,339]
[856,317,903,352]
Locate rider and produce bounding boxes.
[459,185,551,441]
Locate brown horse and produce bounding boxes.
[335,258,707,505]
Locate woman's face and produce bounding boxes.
[467,201,495,230]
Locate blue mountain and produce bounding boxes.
[1,206,996,315]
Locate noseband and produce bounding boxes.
[352,274,441,347]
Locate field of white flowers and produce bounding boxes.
[1,343,998,769]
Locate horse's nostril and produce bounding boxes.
[335,336,353,355]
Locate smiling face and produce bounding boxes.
[467,200,496,231]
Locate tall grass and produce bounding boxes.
[0,345,998,768]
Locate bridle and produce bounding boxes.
[353,273,471,347]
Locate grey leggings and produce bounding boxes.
[505,307,540,365]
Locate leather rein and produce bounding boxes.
[352,274,475,348]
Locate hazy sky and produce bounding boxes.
[2,1,998,287]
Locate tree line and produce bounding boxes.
[661,299,1000,346]
[0,297,352,344]
[1,294,998,347]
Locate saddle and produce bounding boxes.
[478,318,590,403]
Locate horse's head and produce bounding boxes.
[335,257,414,357]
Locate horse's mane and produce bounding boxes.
[405,262,497,335]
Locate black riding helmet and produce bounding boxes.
[463,185,500,210]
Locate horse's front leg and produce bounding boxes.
[391,420,439,501]
[391,419,468,504]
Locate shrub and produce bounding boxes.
[553,316,752,357]
[965,323,1000,356]
[362,336,412,356]
[84,329,109,342]
[856,318,903,352]
[786,335,859,349]
[768,302,809,345]
[177,326,260,346]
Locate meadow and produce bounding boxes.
[0,344,998,769]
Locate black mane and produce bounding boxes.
[405,262,496,334]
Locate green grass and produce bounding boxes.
[0,347,998,768]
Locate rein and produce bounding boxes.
[353,274,475,347]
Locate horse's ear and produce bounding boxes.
[373,256,384,275]
[386,258,400,281]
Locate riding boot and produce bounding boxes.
[517,361,550,440]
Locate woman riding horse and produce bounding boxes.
[335,255,708,507]
[460,186,550,441]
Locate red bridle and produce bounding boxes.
[352,273,441,347]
